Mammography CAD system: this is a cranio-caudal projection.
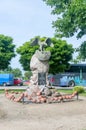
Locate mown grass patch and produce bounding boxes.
[57,89,73,94]
[57,89,86,96]
[0,87,86,96]
[0,89,25,94]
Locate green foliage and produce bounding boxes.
[48,38,74,73]
[16,37,39,71]
[0,67,22,78]
[24,71,32,80]
[11,68,22,78]
[77,41,86,60]
[17,36,74,73]
[73,86,85,93]
[43,0,86,39]
[0,34,15,70]
[43,0,71,14]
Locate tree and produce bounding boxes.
[24,71,32,80]
[48,38,74,73]
[11,68,22,78]
[0,34,15,70]
[76,41,86,61]
[16,37,39,71]
[0,67,22,78]
[43,0,86,39]
[17,36,74,74]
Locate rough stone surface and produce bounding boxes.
[30,51,50,86]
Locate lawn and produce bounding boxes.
[57,88,86,96]
[0,89,25,94]
[0,87,86,96]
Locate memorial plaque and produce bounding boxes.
[38,73,46,85]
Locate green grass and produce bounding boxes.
[0,89,4,94]
[0,88,86,97]
[0,89,25,94]
[57,89,86,96]
[57,89,73,94]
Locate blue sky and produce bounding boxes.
[0,0,85,72]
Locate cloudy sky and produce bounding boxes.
[0,0,85,72]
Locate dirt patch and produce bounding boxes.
[0,108,7,119]
[0,94,86,130]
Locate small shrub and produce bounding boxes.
[73,86,85,93]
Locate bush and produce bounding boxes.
[73,86,85,93]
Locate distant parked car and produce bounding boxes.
[23,80,30,86]
[14,78,23,86]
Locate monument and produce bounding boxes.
[28,37,54,95]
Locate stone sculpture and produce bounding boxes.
[24,37,54,98]
[30,38,53,87]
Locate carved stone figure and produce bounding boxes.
[31,37,54,52]
[29,38,54,88]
